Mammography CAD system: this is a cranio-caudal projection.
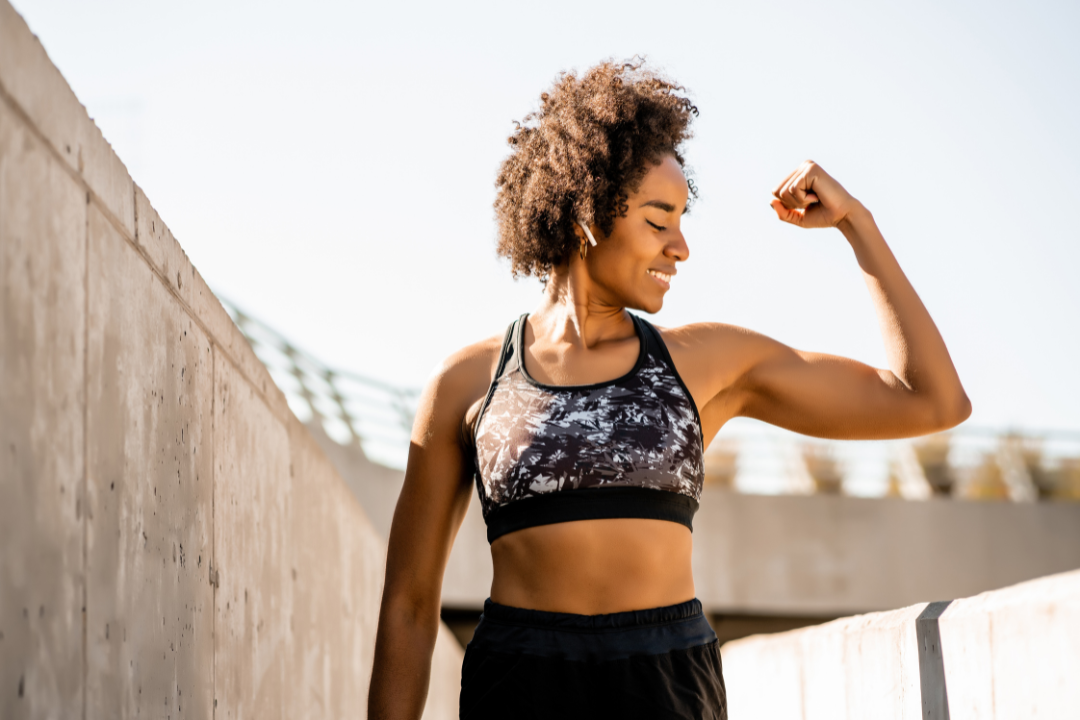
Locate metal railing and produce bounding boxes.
[221,299,1080,500]
[221,298,419,469]
[709,422,1080,501]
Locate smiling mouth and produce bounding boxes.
[647,269,672,284]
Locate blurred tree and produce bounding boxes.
[914,433,954,496]
[1054,459,1080,500]
[802,444,844,495]
[1019,437,1058,499]
[1017,438,1080,501]
[885,461,904,499]
[955,453,1011,501]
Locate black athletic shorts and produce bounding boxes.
[459,598,727,719]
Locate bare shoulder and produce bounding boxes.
[433,332,505,392]
[648,321,790,409]
[415,331,506,441]
[655,322,779,365]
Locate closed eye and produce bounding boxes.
[646,219,666,231]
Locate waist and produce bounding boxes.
[490,517,694,614]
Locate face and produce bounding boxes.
[583,155,690,314]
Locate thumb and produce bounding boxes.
[770,198,805,226]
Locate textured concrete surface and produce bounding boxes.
[211,303,461,720]
[721,604,924,720]
[720,569,1080,720]
[0,0,133,237]
[939,570,1080,720]
[316,425,496,609]
[0,83,86,720]
[132,182,276,407]
[213,353,293,718]
[723,603,936,720]
[302,426,462,719]
[0,2,464,717]
[690,488,1080,615]
[85,202,214,718]
[287,422,382,719]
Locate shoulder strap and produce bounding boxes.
[634,315,705,445]
[491,316,519,380]
[494,313,528,380]
[634,315,671,366]
[469,315,526,445]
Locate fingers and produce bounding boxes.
[771,160,820,211]
[771,166,801,199]
[769,160,860,229]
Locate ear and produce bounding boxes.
[572,222,586,244]
[576,219,598,246]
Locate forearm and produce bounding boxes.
[368,601,440,720]
[838,204,970,421]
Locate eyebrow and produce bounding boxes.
[640,199,687,215]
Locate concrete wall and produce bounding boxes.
[720,568,1080,719]
[0,3,461,718]
[689,489,1080,616]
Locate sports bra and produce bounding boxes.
[471,313,705,544]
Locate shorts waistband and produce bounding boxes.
[481,597,704,632]
[471,598,716,662]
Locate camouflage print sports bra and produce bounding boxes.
[471,313,705,544]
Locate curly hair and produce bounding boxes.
[494,59,698,279]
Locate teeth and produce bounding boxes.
[648,270,672,283]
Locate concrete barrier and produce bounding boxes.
[689,489,1080,617]
[721,568,1080,719]
[0,3,461,718]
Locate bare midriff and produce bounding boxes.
[489,518,695,615]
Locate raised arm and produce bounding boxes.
[674,161,971,441]
[368,340,497,719]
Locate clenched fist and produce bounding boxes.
[770,161,862,229]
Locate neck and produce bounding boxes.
[534,260,632,349]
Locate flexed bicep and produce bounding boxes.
[718,162,971,440]
[736,338,937,440]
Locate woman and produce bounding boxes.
[368,60,970,720]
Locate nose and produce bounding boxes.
[666,229,689,263]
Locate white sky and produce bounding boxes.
[13,0,1080,433]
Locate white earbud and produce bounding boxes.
[577,219,598,246]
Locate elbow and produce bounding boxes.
[381,586,441,627]
[931,390,972,432]
[376,591,441,649]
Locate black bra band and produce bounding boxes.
[484,487,699,544]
